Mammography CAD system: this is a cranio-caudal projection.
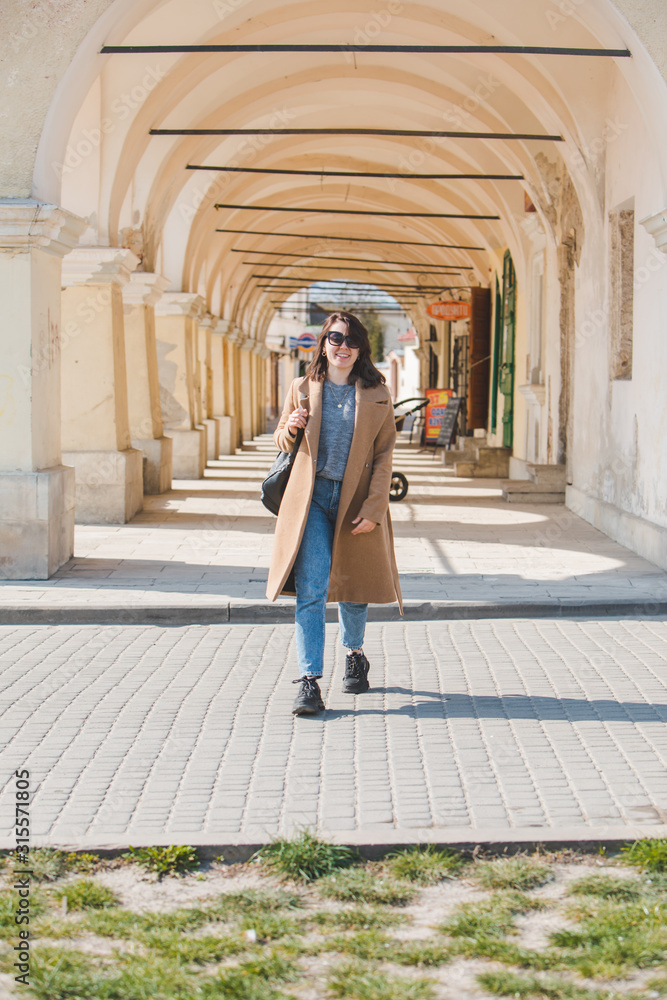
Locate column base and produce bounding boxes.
[62,449,144,524]
[217,415,238,455]
[203,418,220,461]
[169,428,207,479]
[0,466,75,579]
[132,436,173,494]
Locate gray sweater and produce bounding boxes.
[316,380,356,481]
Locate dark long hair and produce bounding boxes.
[305,312,386,388]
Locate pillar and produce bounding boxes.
[0,201,85,579]
[154,292,206,479]
[60,246,144,524]
[122,272,173,494]
[211,319,237,455]
[239,337,255,442]
[198,313,220,461]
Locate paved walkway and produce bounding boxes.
[1,618,666,851]
[2,435,667,622]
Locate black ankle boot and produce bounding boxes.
[292,676,325,715]
[343,650,370,694]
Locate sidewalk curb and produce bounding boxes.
[1,599,666,625]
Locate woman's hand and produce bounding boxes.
[351,517,376,535]
[287,406,308,435]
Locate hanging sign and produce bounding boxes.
[297,332,318,351]
[426,300,471,321]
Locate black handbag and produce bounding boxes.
[260,427,304,515]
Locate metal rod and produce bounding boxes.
[232,249,471,267]
[242,263,461,272]
[156,127,562,141]
[216,204,500,219]
[103,44,631,56]
[216,228,486,250]
[189,164,524,180]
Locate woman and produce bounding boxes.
[266,311,403,716]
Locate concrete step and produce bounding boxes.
[528,463,567,488]
[455,447,511,478]
[501,479,566,503]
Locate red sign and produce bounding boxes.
[297,332,318,351]
[424,388,454,443]
[427,301,471,321]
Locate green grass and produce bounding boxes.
[383,845,465,884]
[440,890,546,943]
[471,855,554,892]
[327,960,437,1000]
[311,906,407,930]
[621,838,667,873]
[125,845,200,879]
[207,888,304,916]
[200,951,299,999]
[53,878,120,910]
[477,969,632,999]
[565,872,648,901]
[253,830,359,882]
[0,888,47,939]
[317,868,416,906]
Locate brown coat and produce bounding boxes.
[266,375,403,612]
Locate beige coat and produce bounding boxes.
[266,375,403,612]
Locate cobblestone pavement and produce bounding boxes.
[2,437,667,620]
[1,618,666,850]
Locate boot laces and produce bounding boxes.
[346,652,365,678]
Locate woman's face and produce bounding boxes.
[323,320,360,377]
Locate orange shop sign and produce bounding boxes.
[426,300,471,321]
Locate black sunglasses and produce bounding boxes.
[327,330,361,349]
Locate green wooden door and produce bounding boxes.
[499,251,516,449]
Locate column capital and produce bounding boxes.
[61,246,140,287]
[641,208,667,253]
[122,272,170,308]
[0,200,86,257]
[240,337,258,352]
[198,312,215,330]
[211,319,228,338]
[155,292,205,319]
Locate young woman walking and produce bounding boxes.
[266,311,403,715]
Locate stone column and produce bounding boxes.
[0,201,85,579]
[198,313,220,461]
[254,342,270,435]
[60,246,144,524]
[122,272,173,494]
[239,336,256,443]
[154,292,206,479]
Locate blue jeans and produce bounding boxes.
[293,476,368,678]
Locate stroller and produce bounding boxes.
[389,397,429,501]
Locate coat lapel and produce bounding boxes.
[337,382,391,524]
[297,375,322,462]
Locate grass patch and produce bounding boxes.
[125,845,200,880]
[317,868,416,906]
[200,951,299,999]
[253,830,358,882]
[132,929,245,964]
[383,845,464,885]
[312,906,407,930]
[206,888,304,917]
[0,888,47,939]
[84,904,211,938]
[477,968,629,999]
[440,890,546,943]
[327,960,437,1000]
[53,878,119,911]
[565,872,647,901]
[471,855,554,892]
[17,947,200,1000]
[621,838,667,873]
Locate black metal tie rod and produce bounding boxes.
[231,249,471,267]
[189,165,524,180]
[216,204,500,219]
[215,229,486,250]
[154,127,562,141]
[103,44,631,57]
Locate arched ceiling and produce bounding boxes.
[35,0,667,340]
